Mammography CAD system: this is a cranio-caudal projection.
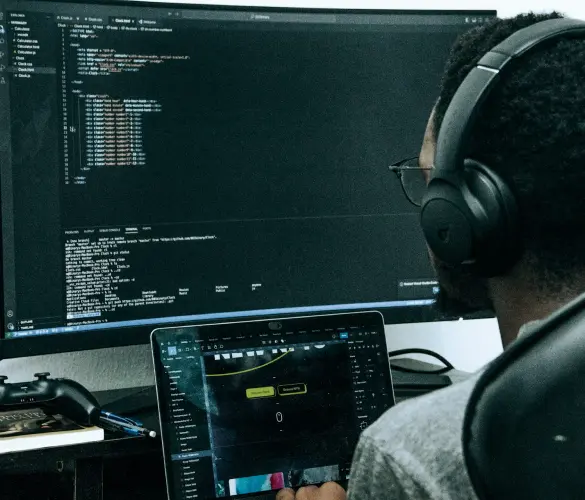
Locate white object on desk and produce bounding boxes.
[385,317,503,373]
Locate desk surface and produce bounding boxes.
[0,387,161,473]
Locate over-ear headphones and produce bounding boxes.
[420,18,585,277]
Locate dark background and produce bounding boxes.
[204,343,355,480]
[57,20,442,326]
[62,23,445,227]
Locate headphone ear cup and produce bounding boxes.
[421,159,520,276]
[464,160,521,274]
[421,177,475,266]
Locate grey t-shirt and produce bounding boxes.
[345,323,541,500]
[346,372,482,500]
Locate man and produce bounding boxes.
[278,10,585,500]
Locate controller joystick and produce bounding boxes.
[0,374,101,426]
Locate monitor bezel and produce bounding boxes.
[0,0,496,360]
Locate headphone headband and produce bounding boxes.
[421,17,585,276]
[434,18,585,176]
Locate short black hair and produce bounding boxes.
[434,12,585,289]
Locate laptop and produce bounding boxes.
[151,311,395,500]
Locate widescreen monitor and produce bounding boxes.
[0,0,496,358]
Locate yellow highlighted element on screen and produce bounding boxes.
[278,383,307,396]
[246,386,276,399]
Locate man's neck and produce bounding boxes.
[489,275,579,348]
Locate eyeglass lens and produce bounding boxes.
[400,158,428,207]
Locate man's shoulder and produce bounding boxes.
[365,371,482,449]
[357,371,483,498]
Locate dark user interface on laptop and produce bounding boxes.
[152,313,394,499]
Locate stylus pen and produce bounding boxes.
[100,410,142,427]
[99,414,157,438]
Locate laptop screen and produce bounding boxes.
[151,312,394,499]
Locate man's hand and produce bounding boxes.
[276,482,346,500]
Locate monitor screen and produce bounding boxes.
[0,1,496,352]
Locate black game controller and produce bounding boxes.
[0,373,101,426]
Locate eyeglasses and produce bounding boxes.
[389,156,433,207]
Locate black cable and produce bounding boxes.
[388,348,455,375]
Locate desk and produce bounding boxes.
[0,364,467,500]
[0,388,164,500]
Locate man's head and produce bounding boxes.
[423,11,585,315]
